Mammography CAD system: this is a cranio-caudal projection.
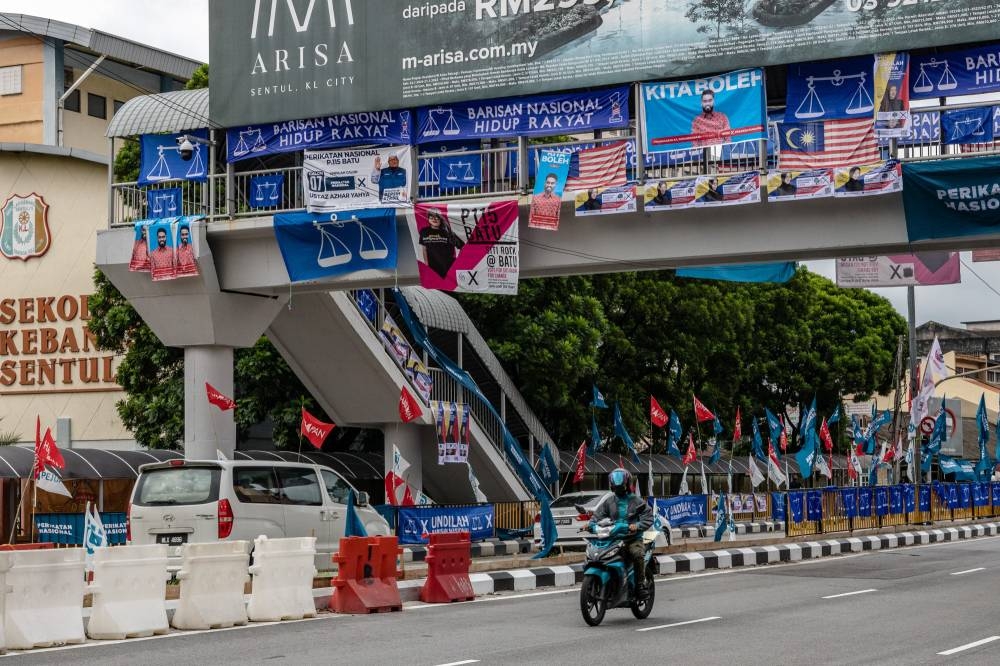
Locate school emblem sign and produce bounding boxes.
[1,193,51,261]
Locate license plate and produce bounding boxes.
[556,518,572,525]
[155,533,188,546]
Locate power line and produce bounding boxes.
[959,258,1000,301]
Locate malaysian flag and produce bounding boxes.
[777,119,878,170]
[564,141,627,190]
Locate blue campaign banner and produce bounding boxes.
[858,487,873,516]
[947,484,959,509]
[958,483,972,508]
[355,288,378,324]
[248,174,285,209]
[418,141,482,186]
[919,484,931,512]
[841,488,858,519]
[974,483,991,507]
[785,56,875,123]
[911,45,1000,100]
[437,153,482,190]
[806,490,823,521]
[941,106,996,146]
[35,512,126,545]
[720,120,778,162]
[396,505,495,545]
[875,487,889,516]
[146,188,183,217]
[642,69,766,153]
[878,110,941,148]
[771,493,786,522]
[903,484,916,513]
[226,110,412,163]
[534,149,572,197]
[889,486,903,514]
[993,483,1000,506]
[788,492,804,524]
[902,156,1000,243]
[650,495,707,527]
[416,86,630,144]
[139,129,209,185]
[273,208,398,283]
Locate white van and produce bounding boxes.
[128,460,391,564]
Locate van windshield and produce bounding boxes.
[135,467,220,506]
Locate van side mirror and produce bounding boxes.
[357,491,370,506]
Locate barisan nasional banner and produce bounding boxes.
[210,1,1000,127]
[304,146,412,212]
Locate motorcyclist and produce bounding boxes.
[588,468,655,595]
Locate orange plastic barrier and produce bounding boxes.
[0,543,55,551]
[330,536,402,614]
[420,531,475,604]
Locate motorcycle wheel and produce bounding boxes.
[630,568,655,619]
[580,574,606,626]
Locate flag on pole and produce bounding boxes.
[699,462,709,494]
[726,460,733,494]
[574,441,587,483]
[848,447,863,481]
[538,444,560,486]
[666,410,683,457]
[34,426,71,497]
[733,407,742,443]
[868,453,880,486]
[678,467,690,495]
[532,495,559,559]
[590,384,608,409]
[613,403,641,464]
[399,386,423,423]
[975,393,992,481]
[682,433,697,465]
[819,417,834,452]
[709,435,721,465]
[693,395,716,422]
[564,141,627,190]
[590,413,602,453]
[794,433,816,478]
[779,416,789,453]
[83,501,108,571]
[713,415,724,436]
[713,494,728,542]
[827,404,840,426]
[300,408,335,449]
[926,335,948,381]
[814,450,832,479]
[468,463,488,503]
[751,417,766,461]
[904,444,914,481]
[764,408,783,451]
[205,383,236,411]
[748,455,765,488]
[650,396,668,428]
[767,440,787,488]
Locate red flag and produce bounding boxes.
[819,417,834,452]
[573,441,587,483]
[847,451,859,480]
[693,396,715,422]
[300,408,335,449]
[682,433,697,465]
[779,416,788,453]
[205,383,236,411]
[732,407,742,443]
[401,484,415,506]
[398,386,422,423]
[650,396,668,428]
[34,419,65,478]
[384,472,399,505]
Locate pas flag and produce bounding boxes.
[573,441,587,483]
[300,408,335,449]
[693,395,715,422]
[564,141,627,190]
[206,383,236,411]
[399,386,423,423]
[650,396,668,428]
[666,410,683,457]
[682,433,697,466]
[590,384,608,409]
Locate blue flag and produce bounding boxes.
[590,385,608,409]
[795,434,816,479]
[827,404,840,426]
[709,437,721,465]
[532,495,559,559]
[868,455,879,487]
[590,413,602,454]
[764,408,783,450]
[666,410,683,457]
[248,173,285,209]
[345,489,368,538]
[975,393,992,481]
[713,494,728,542]
[802,397,817,439]
[751,417,766,461]
[538,444,559,486]
[713,415,724,436]
[613,403,641,464]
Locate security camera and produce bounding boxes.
[177,136,195,161]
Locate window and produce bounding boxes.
[276,467,322,506]
[63,68,80,112]
[0,65,22,95]
[233,467,281,504]
[87,93,107,119]
[135,467,220,506]
[321,470,352,505]
[988,370,1000,384]
[113,99,126,115]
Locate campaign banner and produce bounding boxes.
[397,505,494,545]
[226,110,412,162]
[806,490,823,521]
[147,219,177,281]
[35,513,127,546]
[875,487,889,516]
[786,56,875,123]
[858,487,873,516]
[766,169,834,201]
[642,177,699,211]
[437,153,483,190]
[146,188,182,218]
[129,221,151,272]
[173,218,200,278]
[649,495,707,527]
[381,313,414,368]
[273,208,398,282]
[879,110,940,148]
[788,492,804,523]
[405,350,433,403]
[418,141,482,186]
[407,200,519,294]
[941,106,995,146]
[695,172,761,207]
[529,149,571,231]
[874,53,911,139]
[526,142,704,181]
[771,493,786,522]
[911,44,1000,100]
[841,488,858,519]
[248,174,285,209]
[433,400,470,464]
[642,69,766,153]
[835,253,961,288]
[416,87,629,144]
[573,185,637,217]
[833,161,902,198]
[902,155,1000,242]
[139,130,208,185]
[356,288,378,324]
[304,146,413,213]
[903,484,915,513]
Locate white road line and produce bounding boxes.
[938,636,1000,656]
[434,660,480,666]
[821,589,877,599]
[950,567,985,575]
[636,616,722,632]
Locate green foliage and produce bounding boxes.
[185,64,209,91]
[0,418,20,446]
[114,140,140,183]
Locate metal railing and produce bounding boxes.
[376,500,539,534]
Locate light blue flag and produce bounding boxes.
[709,437,721,465]
[764,408,783,453]
[713,415,724,436]
[713,494,728,542]
[751,418,766,461]
[538,444,560,486]
[827,404,840,426]
[532,495,559,559]
[795,434,816,479]
[345,489,368,538]
[590,413,602,454]
[975,393,992,481]
[613,403,641,464]
[802,397,817,439]
[868,455,879,486]
[666,410,683,457]
[590,385,608,409]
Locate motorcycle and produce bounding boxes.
[578,507,657,626]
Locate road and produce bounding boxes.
[8,536,1000,665]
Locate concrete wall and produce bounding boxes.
[0,35,44,143]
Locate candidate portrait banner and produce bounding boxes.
[902,155,1000,242]
[529,149,571,231]
[643,177,699,211]
[138,130,209,185]
[405,350,433,403]
[766,169,834,201]
[147,219,177,282]
[416,86,629,144]
[408,200,519,294]
[835,253,961,288]
[874,53,911,139]
[381,313,415,368]
[573,185,637,217]
[695,172,761,207]
[304,146,412,213]
[397,505,494,545]
[911,44,1000,100]
[785,56,875,123]
[878,110,940,148]
[833,161,902,198]
[433,400,470,464]
[226,110,412,162]
[273,208,398,282]
[642,68,767,153]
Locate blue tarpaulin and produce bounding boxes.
[771,493,786,522]
[396,505,495,545]
[806,490,823,521]
[788,492,804,524]
[649,495,707,527]
[676,263,796,283]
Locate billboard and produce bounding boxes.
[209,1,1000,127]
[835,253,961,288]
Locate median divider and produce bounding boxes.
[420,532,475,604]
[171,541,251,630]
[330,536,403,614]
[87,544,170,640]
[246,536,318,622]
[4,548,86,650]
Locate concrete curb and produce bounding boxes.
[401,538,532,563]
[669,521,785,540]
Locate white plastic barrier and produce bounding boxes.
[172,541,251,630]
[4,548,86,650]
[246,536,317,622]
[0,551,11,653]
[87,544,170,640]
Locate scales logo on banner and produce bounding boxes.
[941,106,995,146]
[304,146,412,212]
[910,44,1000,100]
[433,401,470,464]
[146,188,183,218]
[786,56,875,122]
[835,253,961,288]
[273,208,397,282]
[139,130,209,185]
[1,193,50,261]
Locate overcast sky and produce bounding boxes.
[7,1,1000,329]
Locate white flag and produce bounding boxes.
[467,463,487,503]
[84,502,108,571]
[216,449,228,461]
[926,336,948,381]
[850,448,864,477]
[814,452,832,479]
[748,456,765,489]
[726,460,733,494]
[904,444,914,481]
[392,445,411,477]
[678,467,690,495]
[767,454,787,489]
[699,463,709,495]
[36,467,71,497]
[647,455,653,499]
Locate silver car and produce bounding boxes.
[533,491,609,549]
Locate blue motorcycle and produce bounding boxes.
[578,510,656,626]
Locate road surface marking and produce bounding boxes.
[822,589,877,599]
[636,616,722,632]
[434,661,480,666]
[950,567,985,575]
[938,636,1000,656]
